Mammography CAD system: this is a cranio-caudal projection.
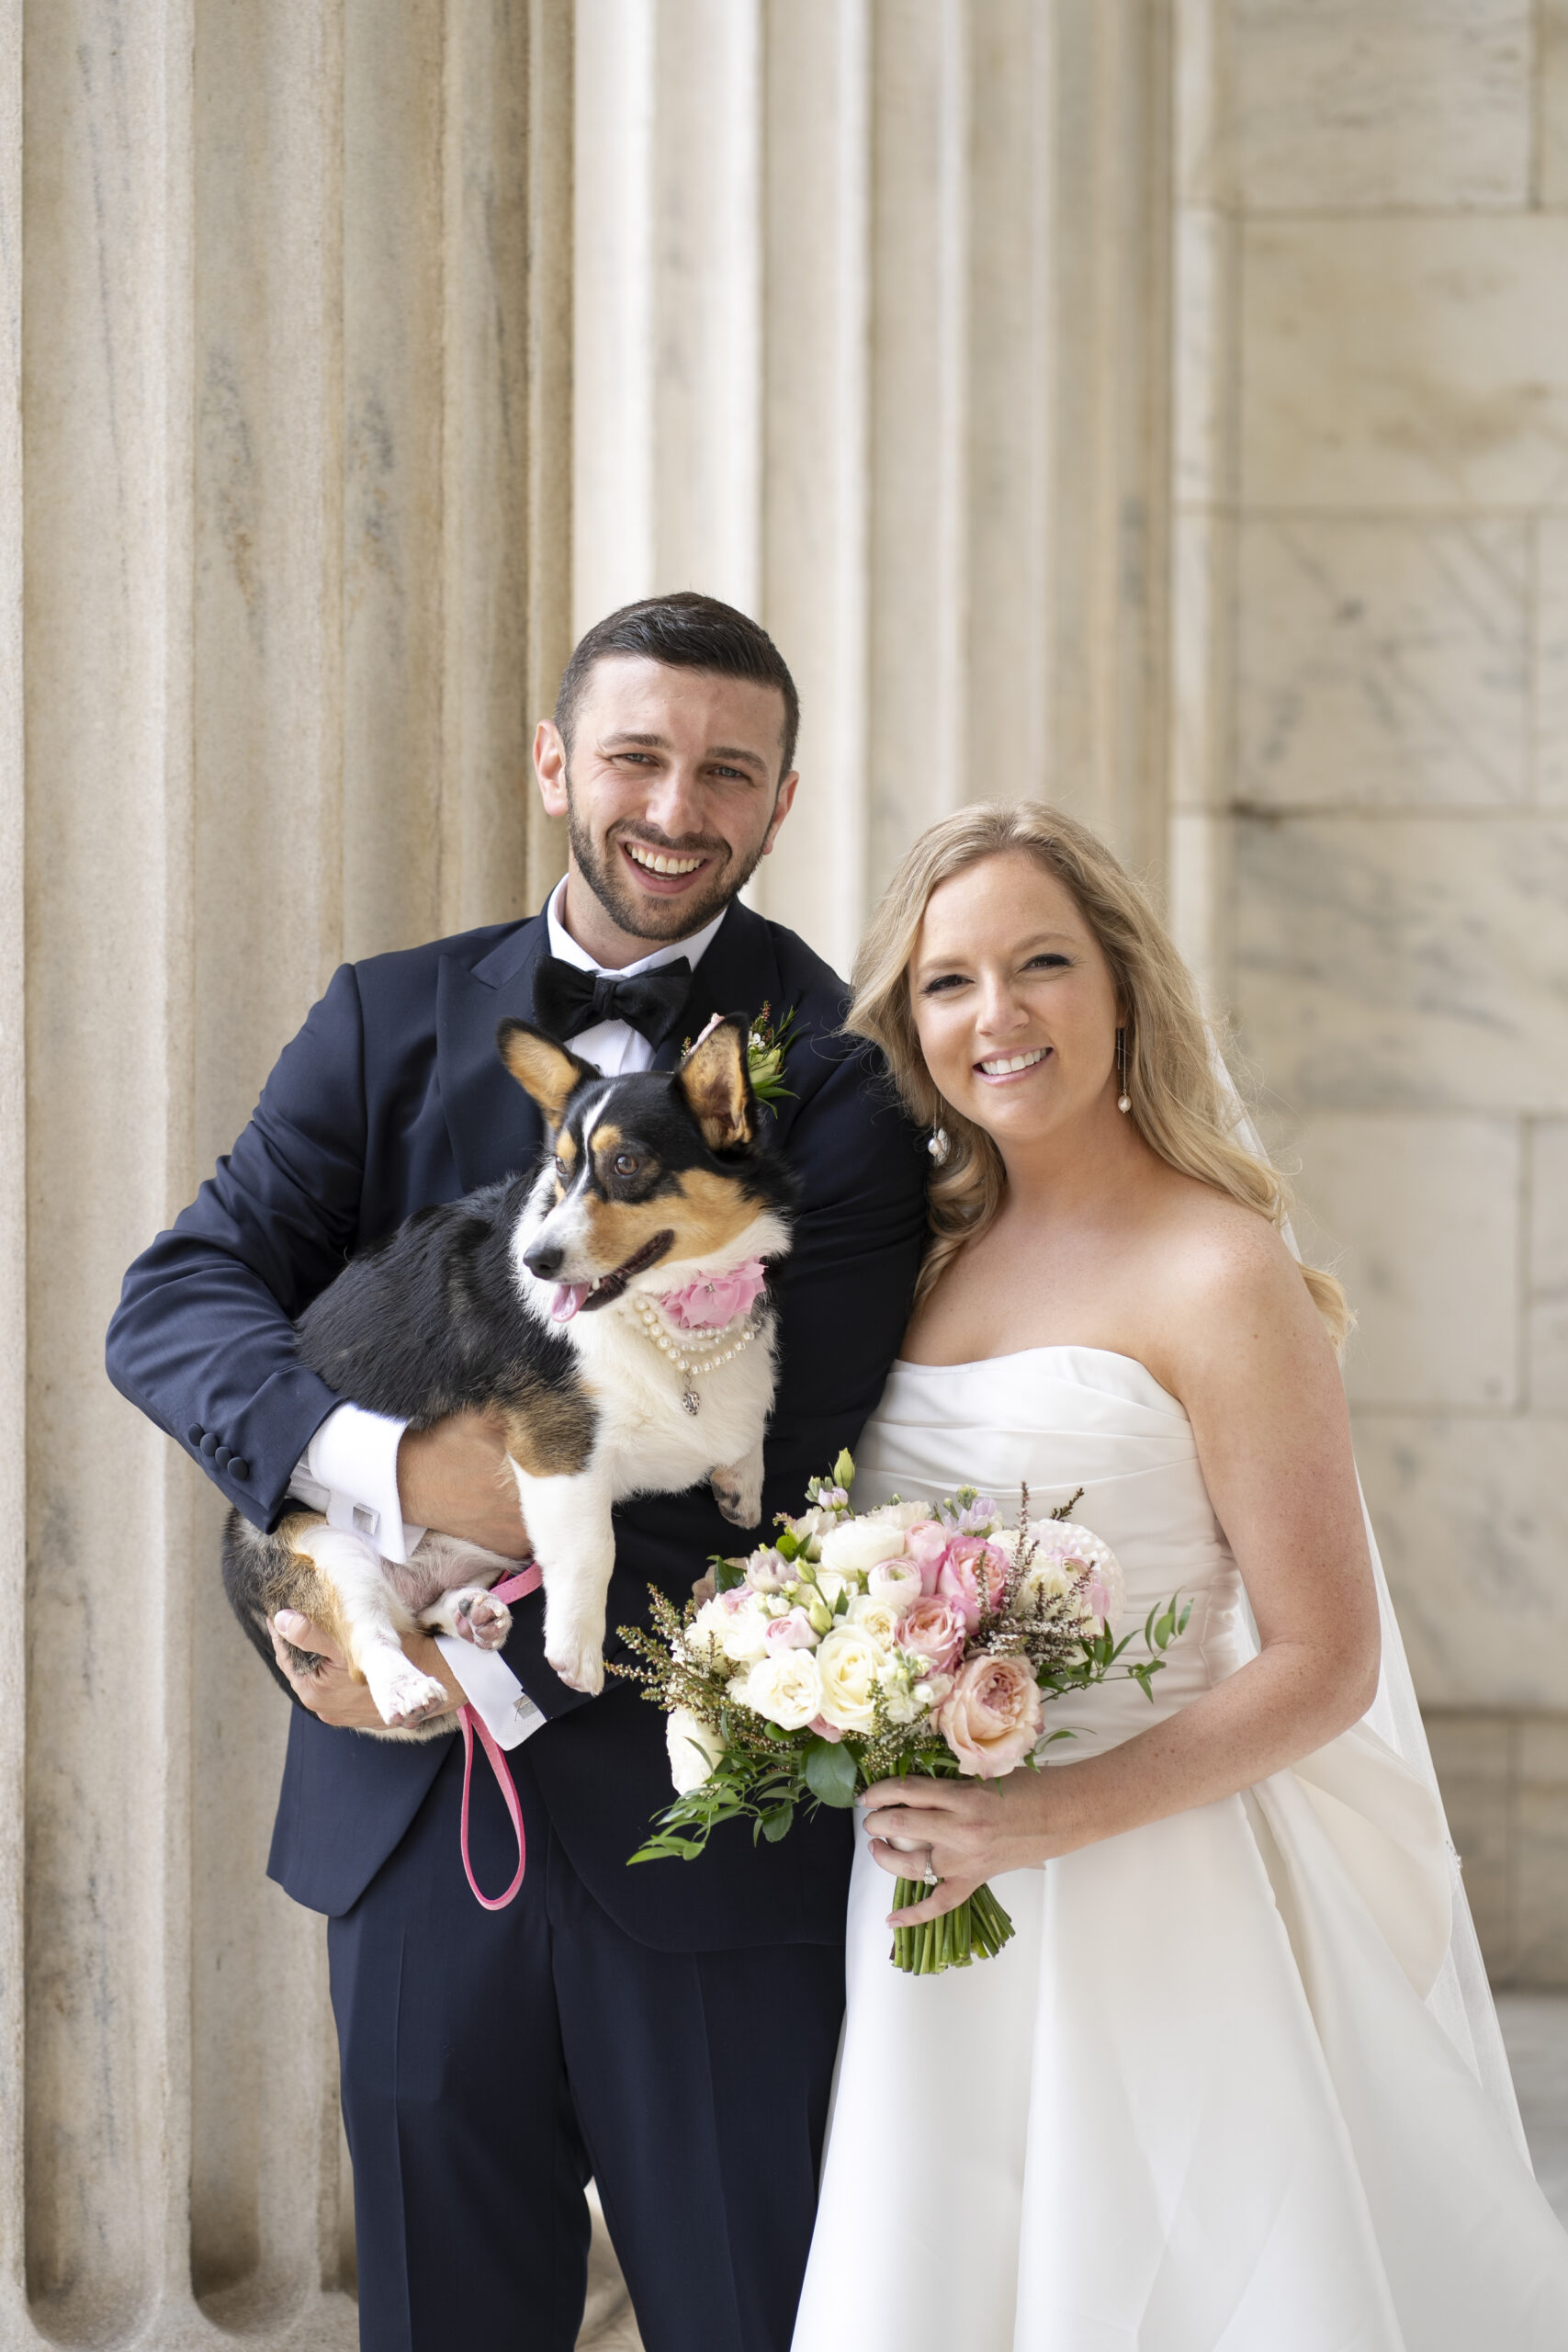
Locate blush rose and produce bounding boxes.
[896,1595,967,1674]
[936,1654,1044,1779]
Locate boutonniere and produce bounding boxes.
[683,1002,800,1106]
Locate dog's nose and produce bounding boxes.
[524,1241,565,1280]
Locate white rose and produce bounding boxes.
[818,1518,909,1585]
[846,1593,904,1650]
[815,1627,884,1733]
[867,1558,923,1612]
[863,1499,935,1531]
[684,1591,771,1667]
[716,1594,773,1666]
[667,1708,725,1794]
[745,1649,824,1732]
[790,1506,836,1542]
[684,1596,733,1662]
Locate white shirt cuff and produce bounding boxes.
[290,1401,426,1565]
[434,1634,547,1749]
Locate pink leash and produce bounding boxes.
[457,1563,543,1911]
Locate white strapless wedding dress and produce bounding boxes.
[792,1349,1568,2352]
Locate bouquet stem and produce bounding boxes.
[890,1876,1015,1974]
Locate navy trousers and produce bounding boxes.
[328,1735,845,2352]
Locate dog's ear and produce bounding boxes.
[677,1015,756,1153]
[497,1021,596,1128]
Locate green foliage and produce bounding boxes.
[804,1737,858,1808]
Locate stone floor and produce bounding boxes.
[577,2188,642,2351]
[1497,1991,1568,2226]
[574,1996,1568,2346]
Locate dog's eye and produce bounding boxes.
[554,1155,569,1179]
[613,1151,641,1178]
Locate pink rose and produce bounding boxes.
[936,1655,1044,1779]
[659,1259,768,1331]
[936,1537,1010,1629]
[897,1596,967,1674]
[807,1715,844,1743]
[763,1608,818,1651]
[904,1521,951,1595]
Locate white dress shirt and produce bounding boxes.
[288,878,727,1746]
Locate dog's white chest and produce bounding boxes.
[584,1307,775,1490]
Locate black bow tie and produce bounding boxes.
[532,955,694,1051]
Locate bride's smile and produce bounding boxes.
[909,849,1135,1173]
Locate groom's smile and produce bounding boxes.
[535,652,800,965]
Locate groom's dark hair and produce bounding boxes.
[555,592,801,781]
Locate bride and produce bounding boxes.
[791,803,1568,2351]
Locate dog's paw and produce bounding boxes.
[545,1626,606,1697]
[369,1659,452,1729]
[710,1462,763,1529]
[451,1588,513,1650]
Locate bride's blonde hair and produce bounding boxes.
[846,801,1350,1350]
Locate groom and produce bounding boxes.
[106,594,929,2352]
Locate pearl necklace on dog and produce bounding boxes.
[632,1291,761,1416]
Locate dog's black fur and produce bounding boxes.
[222,1015,797,1718]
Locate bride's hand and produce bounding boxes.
[858,1772,1079,1928]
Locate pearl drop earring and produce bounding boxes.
[1116,1030,1132,1114]
[928,1126,951,1165]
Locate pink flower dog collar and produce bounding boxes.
[657,1259,768,1331]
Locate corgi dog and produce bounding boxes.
[222,1015,795,1732]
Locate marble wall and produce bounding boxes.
[1172,3,1568,1738]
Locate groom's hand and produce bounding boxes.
[267,1612,466,1731]
[397,1408,532,1556]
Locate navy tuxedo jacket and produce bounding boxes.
[107,901,930,1948]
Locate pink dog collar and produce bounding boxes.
[656,1258,768,1331]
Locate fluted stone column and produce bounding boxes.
[573,0,1172,982]
[1,1,26,2340]
[6,3,571,2341]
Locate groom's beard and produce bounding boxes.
[565,790,772,945]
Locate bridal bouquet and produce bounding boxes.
[613,1454,1189,1973]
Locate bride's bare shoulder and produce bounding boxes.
[1138,1173,1328,1357]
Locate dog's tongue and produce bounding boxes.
[550,1282,592,1324]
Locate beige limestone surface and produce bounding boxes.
[1287,1114,1520,1409]
[1230,0,1534,212]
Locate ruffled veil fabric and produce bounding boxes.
[1213,1041,1528,2158]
